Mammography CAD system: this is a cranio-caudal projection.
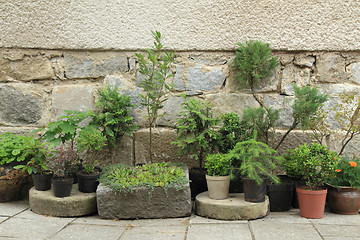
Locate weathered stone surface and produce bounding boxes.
[0,85,42,125]
[52,85,94,118]
[51,56,65,79]
[274,130,314,155]
[280,65,311,95]
[29,185,97,217]
[157,95,184,127]
[174,65,186,91]
[189,56,228,66]
[64,52,128,79]
[316,53,346,83]
[0,53,54,81]
[279,54,294,66]
[264,95,294,128]
[96,170,191,219]
[346,62,360,84]
[328,132,360,157]
[187,65,225,91]
[195,192,269,220]
[134,128,195,168]
[294,54,315,68]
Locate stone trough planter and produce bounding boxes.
[97,167,191,219]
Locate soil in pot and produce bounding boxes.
[189,168,207,200]
[327,185,360,215]
[243,177,266,203]
[52,177,74,197]
[77,169,101,193]
[206,175,230,200]
[267,175,294,212]
[0,166,33,202]
[32,171,53,191]
[296,186,327,219]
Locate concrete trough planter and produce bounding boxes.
[96,167,191,219]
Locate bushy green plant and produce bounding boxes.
[41,110,89,148]
[205,153,232,176]
[232,40,278,107]
[226,132,281,185]
[328,155,360,189]
[172,96,220,169]
[241,106,279,146]
[91,85,137,164]
[214,112,250,154]
[282,143,338,189]
[0,133,33,166]
[275,85,328,150]
[77,126,107,174]
[136,30,175,163]
[99,162,189,193]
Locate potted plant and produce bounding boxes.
[226,131,281,203]
[204,153,232,200]
[282,143,338,218]
[0,133,34,201]
[326,155,360,215]
[14,136,53,191]
[76,126,107,193]
[172,96,220,199]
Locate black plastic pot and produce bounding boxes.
[52,177,74,197]
[77,171,101,193]
[243,177,266,203]
[32,171,53,191]
[229,169,244,193]
[292,180,306,208]
[266,175,294,212]
[189,168,208,199]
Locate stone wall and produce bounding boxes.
[1,48,360,167]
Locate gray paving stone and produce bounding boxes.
[73,215,134,227]
[52,224,126,240]
[0,217,8,223]
[189,215,247,224]
[324,237,360,240]
[187,223,252,240]
[120,225,186,240]
[0,200,29,216]
[315,224,360,239]
[250,221,321,240]
[263,210,310,224]
[0,217,73,239]
[309,212,360,225]
[131,217,190,227]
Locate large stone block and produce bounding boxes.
[134,128,196,168]
[264,95,294,128]
[52,85,95,119]
[329,132,360,157]
[280,65,311,95]
[0,53,54,81]
[64,52,128,79]
[346,62,360,85]
[187,65,226,91]
[174,65,186,91]
[157,95,184,127]
[96,170,191,219]
[274,130,314,155]
[0,85,42,125]
[316,53,346,83]
[294,54,315,68]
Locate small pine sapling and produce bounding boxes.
[136,30,175,163]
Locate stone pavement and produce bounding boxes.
[1,199,359,240]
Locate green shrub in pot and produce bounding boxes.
[205,153,232,177]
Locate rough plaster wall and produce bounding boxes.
[1,0,359,51]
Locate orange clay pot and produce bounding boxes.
[296,186,327,219]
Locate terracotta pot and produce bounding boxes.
[296,186,327,219]
[206,175,230,200]
[243,177,266,203]
[327,185,360,215]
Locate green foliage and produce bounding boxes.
[205,153,232,176]
[172,96,220,169]
[77,126,107,173]
[275,85,328,150]
[41,110,89,147]
[91,85,137,164]
[328,155,360,189]
[0,133,33,166]
[52,145,80,177]
[226,132,281,185]
[282,143,338,189]
[241,107,279,146]
[136,30,175,163]
[12,136,51,174]
[232,40,278,106]
[99,162,189,193]
[214,112,250,154]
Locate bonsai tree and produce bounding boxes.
[205,153,232,177]
[281,143,338,189]
[136,30,175,163]
[172,96,220,170]
[90,85,137,164]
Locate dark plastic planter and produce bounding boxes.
[52,177,74,197]
[77,171,101,193]
[266,175,294,212]
[229,169,244,193]
[243,177,266,203]
[189,168,208,200]
[32,171,53,191]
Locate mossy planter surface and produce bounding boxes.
[97,164,191,219]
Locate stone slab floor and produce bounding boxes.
[1,199,359,240]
